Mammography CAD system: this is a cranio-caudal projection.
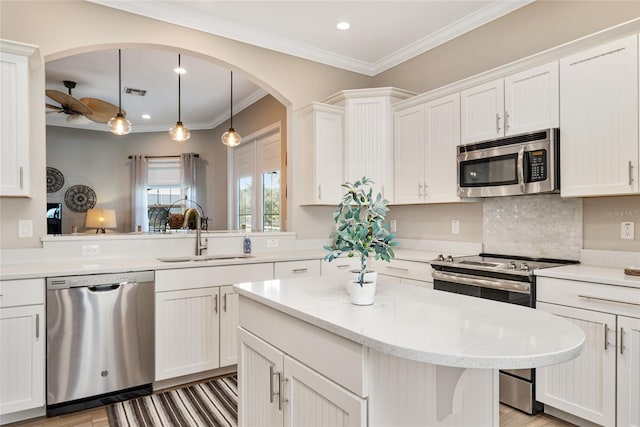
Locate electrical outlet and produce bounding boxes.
[82,245,100,256]
[267,238,279,248]
[390,220,397,233]
[451,220,460,235]
[621,221,635,240]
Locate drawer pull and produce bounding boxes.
[336,264,350,269]
[578,294,640,307]
[604,323,609,350]
[620,327,625,355]
[292,268,308,273]
[386,266,410,272]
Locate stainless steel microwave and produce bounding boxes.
[457,128,559,198]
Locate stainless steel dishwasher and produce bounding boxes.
[46,271,154,416]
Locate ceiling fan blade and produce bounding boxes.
[45,103,63,112]
[80,97,122,123]
[46,90,93,115]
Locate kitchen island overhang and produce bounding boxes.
[234,277,585,426]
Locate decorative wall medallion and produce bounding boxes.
[46,167,65,193]
[64,185,97,213]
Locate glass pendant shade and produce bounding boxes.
[108,49,131,135]
[221,71,241,147]
[108,113,131,135]
[170,121,191,142]
[221,128,241,147]
[169,54,190,142]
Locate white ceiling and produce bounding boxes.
[47,0,533,132]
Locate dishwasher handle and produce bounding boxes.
[88,283,122,292]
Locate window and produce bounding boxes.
[238,176,252,230]
[232,124,281,231]
[262,171,280,231]
[146,158,184,232]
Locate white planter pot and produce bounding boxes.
[347,280,377,305]
[346,270,377,295]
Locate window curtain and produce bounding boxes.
[180,152,199,206]
[131,155,149,232]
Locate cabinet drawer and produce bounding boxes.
[274,259,321,279]
[370,258,433,283]
[537,277,640,318]
[321,257,361,278]
[0,279,44,308]
[156,263,274,292]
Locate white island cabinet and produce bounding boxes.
[235,276,584,427]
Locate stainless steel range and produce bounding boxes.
[430,253,578,415]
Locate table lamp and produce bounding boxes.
[85,208,117,233]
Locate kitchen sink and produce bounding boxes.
[157,254,254,262]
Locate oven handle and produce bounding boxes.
[432,270,531,294]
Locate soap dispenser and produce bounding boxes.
[243,234,252,254]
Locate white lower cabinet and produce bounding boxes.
[238,328,366,427]
[369,258,433,288]
[155,263,273,382]
[155,287,221,380]
[0,279,45,422]
[618,316,640,427]
[220,285,239,367]
[536,277,640,427]
[536,302,616,426]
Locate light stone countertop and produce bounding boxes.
[535,264,640,288]
[234,276,585,370]
[0,248,442,281]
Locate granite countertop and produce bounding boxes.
[535,264,640,288]
[234,276,585,370]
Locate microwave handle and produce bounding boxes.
[517,147,526,194]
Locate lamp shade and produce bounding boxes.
[85,208,117,232]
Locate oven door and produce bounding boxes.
[431,270,532,307]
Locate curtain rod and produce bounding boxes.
[128,154,199,159]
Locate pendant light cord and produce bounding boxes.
[230,71,233,128]
[117,49,122,115]
[178,54,182,122]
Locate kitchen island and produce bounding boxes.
[235,276,585,427]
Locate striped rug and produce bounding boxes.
[107,375,238,427]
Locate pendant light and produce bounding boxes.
[169,53,190,142]
[107,49,131,135]
[221,71,241,147]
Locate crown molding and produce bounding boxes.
[89,0,533,77]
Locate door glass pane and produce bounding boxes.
[262,171,280,231]
[238,176,252,230]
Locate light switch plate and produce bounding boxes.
[18,220,33,238]
[267,238,279,248]
[451,220,460,235]
[390,220,397,233]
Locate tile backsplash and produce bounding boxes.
[483,194,582,260]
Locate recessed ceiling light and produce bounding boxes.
[142,114,151,119]
[336,21,350,31]
[174,67,187,74]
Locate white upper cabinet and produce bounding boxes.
[296,102,344,205]
[461,61,559,144]
[559,34,639,197]
[394,104,425,204]
[0,40,37,197]
[394,93,461,204]
[460,79,504,143]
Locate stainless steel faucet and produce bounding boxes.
[183,208,208,255]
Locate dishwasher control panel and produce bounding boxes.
[47,271,154,289]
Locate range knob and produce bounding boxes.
[437,254,445,262]
[520,262,530,272]
[507,261,517,270]
[446,255,454,263]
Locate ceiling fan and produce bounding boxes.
[46,80,123,124]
